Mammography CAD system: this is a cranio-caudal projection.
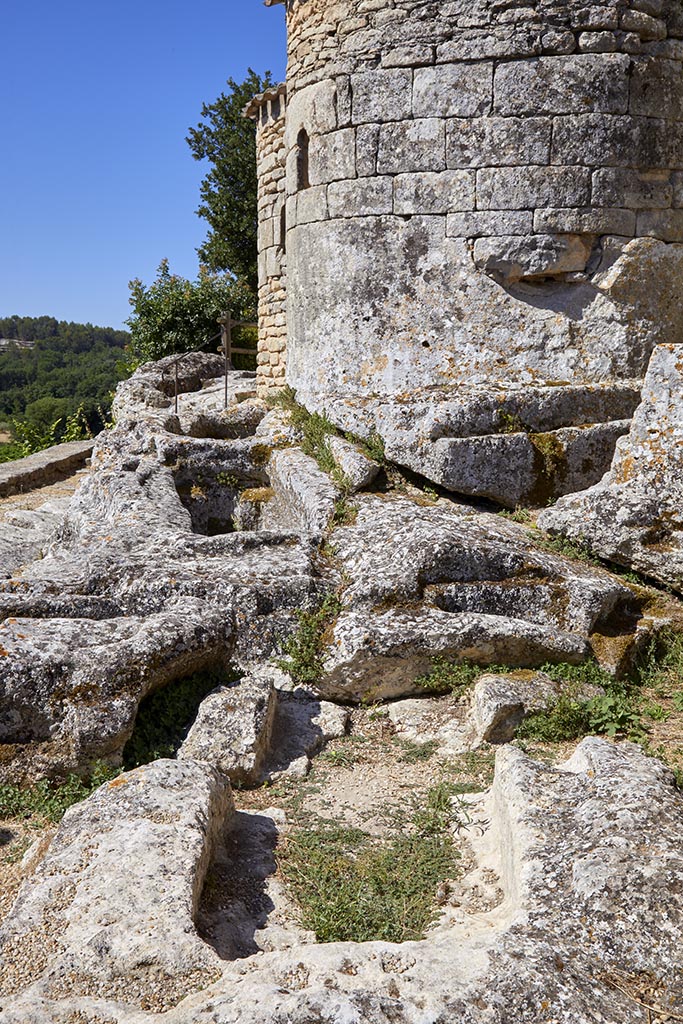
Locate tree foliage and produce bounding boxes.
[0,316,128,436]
[126,259,256,364]
[186,68,275,290]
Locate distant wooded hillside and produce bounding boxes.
[0,316,130,435]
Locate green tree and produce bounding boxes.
[186,68,274,291]
[126,259,256,364]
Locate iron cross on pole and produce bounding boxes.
[217,311,233,409]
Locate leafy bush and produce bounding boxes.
[0,404,92,463]
[127,259,256,364]
[518,661,647,743]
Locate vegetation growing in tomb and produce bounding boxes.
[278,783,462,943]
[270,385,385,479]
[415,657,485,696]
[187,69,275,291]
[0,315,128,460]
[122,667,234,769]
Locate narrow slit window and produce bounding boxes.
[296,128,310,191]
[279,204,287,254]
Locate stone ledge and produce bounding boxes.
[0,440,94,498]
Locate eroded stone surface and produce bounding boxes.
[314,493,637,700]
[178,674,277,786]
[540,344,683,589]
[326,435,379,492]
[5,740,682,1023]
[0,759,231,1012]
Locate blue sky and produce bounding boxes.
[1,1,287,330]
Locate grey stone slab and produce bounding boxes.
[446,116,551,168]
[394,169,475,215]
[493,54,630,116]
[377,118,446,174]
[412,62,493,118]
[476,165,592,210]
[0,441,94,498]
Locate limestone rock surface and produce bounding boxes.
[326,435,379,492]
[539,344,683,590]
[178,674,277,786]
[315,493,637,700]
[0,759,231,1013]
[4,740,682,1023]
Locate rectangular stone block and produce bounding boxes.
[571,5,619,31]
[637,209,683,241]
[473,234,592,283]
[621,9,667,41]
[476,166,592,210]
[577,30,618,52]
[630,58,683,119]
[336,75,352,127]
[394,170,475,215]
[286,78,338,139]
[309,128,357,186]
[382,44,434,68]
[356,124,379,177]
[296,185,329,226]
[258,220,274,250]
[446,211,533,238]
[328,178,393,218]
[413,63,493,118]
[351,68,413,123]
[672,171,683,207]
[592,168,673,209]
[437,26,539,62]
[550,114,674,167]
[493,55,630,116]
[377,118,446,174]
[446,116,551,168]
[533,207,636,236]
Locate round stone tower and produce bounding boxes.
[276,0,683,406]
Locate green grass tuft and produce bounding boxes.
[278,783,460,943]
[0,762,120,826]
[275,594,343,687]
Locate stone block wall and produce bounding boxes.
[246,85,288,398]
[274,0,683,403]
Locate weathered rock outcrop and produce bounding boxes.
[3,740,682,1023]
[2,353,682,1024]
[319,493,638,700]
[0,355,653,779]
[0,759,231,1013]
[540,343,683,590]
